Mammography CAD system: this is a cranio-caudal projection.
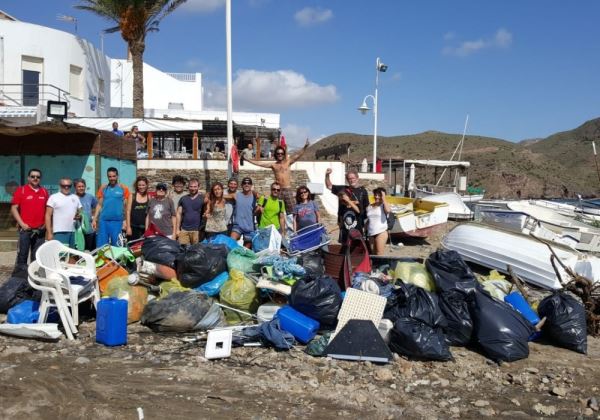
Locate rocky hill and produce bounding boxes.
[305,119,600,199]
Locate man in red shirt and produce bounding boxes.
[11,168,49,271]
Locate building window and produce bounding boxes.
[21,56,43,106]
[69,65,83,99]
[98,78,105,108]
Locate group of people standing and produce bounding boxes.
[10,139,392,272]
[9,143,321,270]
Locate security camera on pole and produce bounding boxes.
[358,57,388,173]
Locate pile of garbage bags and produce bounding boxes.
[0,232,589,363]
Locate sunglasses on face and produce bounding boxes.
[272,188,281,192]
[300,191,309,194]
[30,175,41,179]
[275,152,284,156]
[242,181,252,185]
[60,184,72,188]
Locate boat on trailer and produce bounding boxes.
[441,223,600,290]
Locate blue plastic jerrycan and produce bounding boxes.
[96,297,128,346]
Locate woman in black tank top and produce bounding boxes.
[126,176,149,241]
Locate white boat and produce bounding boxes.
[476,208,600,252]
[507,200,600,231]
[385,196,449,238]
[441,223,600,290]
[418,192,473,220]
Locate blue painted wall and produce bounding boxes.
[0,155,135,202]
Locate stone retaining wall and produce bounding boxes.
[137,167,311,196]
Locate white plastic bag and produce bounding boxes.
[252,225,282,256]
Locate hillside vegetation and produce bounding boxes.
[305,119,600,198]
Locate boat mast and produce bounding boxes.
[435,114,469,187]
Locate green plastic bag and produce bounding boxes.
[226,247,257,273]
[74,223,85,251]
[219,269,259,324]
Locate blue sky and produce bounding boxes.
[4,0,600,147]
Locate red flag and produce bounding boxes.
[280,134,287,149]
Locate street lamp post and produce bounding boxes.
[358,57,388,173]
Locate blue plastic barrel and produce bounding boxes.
[504,292,541,326]
[96,297,128,346]
[276,305,319,343]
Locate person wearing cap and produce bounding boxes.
[94,167,130,247]
[229,177,258,247]
[146,182,176,238]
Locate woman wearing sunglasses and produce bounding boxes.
[293,185,320,231]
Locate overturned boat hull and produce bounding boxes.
[441,223,600,290]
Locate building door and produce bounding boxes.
[22,69,40,106]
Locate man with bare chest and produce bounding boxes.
[246,140,309,215]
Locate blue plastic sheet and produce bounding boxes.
[195,271,229,297]
[203,234,241,252]
[242,318,295,350]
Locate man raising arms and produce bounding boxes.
[245,139,310,222]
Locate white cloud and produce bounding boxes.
[281,123,311,149]
[443,31,456,41]
[179,0,224,13]
[494,28,513,48]
[294,7,333,27]
[204,69,339,110]
[443,28,513,57]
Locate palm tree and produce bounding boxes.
[75,0,187,118]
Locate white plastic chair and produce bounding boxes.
[35,240,100,327]
[27,261,77,340]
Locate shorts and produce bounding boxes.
[231,225,256,243]
[53,231,75,248]
[178,230,199,245]
[280,187,295,215]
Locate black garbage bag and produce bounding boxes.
[385,284,452,361]
[0,276,41,314]
[389,317,452,361]
[438,290,473,346]
[470,289,533,362]
[426,250,478,294]
[289,275,342,329]
[141,291,215,332]
[176,243,228,288]
[298,251,325,277]
[384,283,446,327]
[538,292,587,354]
[141,235,184,268]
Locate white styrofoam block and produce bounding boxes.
[205,329,233,360]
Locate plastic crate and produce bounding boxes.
[288,224,327,253]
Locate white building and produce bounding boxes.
[0,13,110,123]
[110,59,203,118]
[0,10,280,132]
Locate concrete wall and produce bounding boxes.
[0,20,111,117]
[110,59,202,117]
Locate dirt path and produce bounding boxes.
[1,320,599,419]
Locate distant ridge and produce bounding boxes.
[306,118,600,199]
